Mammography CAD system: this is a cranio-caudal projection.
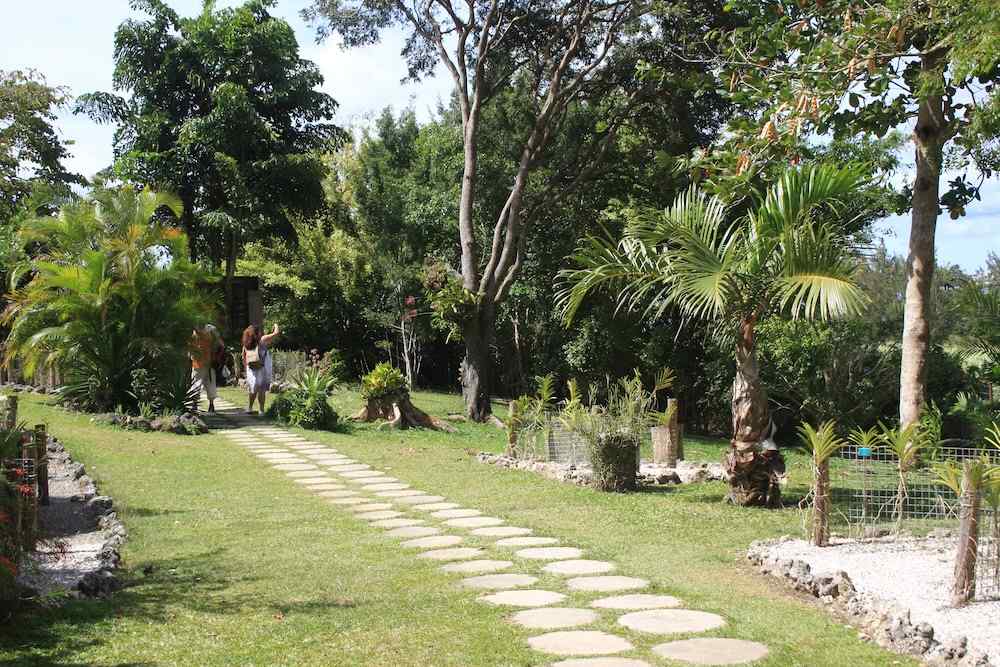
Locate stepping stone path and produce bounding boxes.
[205,401,769,665]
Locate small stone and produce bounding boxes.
[651,638,769,665]
[618,609,725,635]
[567,577,649,592]
[443,517,505,528]
[386,526,440,538]
[496,537,559,548]
[419,547,483,561]
[527,631,633,656]
[459,573,536,589]
[544,560,616,576]
[479,590,567,607]
[511,607,600,630]
[516,547,583,560]
[432,509,482,519]
[441,560,514,574]
[590,594,681,610]
[470,527,532,538]
[402,535,464,549]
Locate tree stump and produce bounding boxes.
[651,399,683,466]
[352,392,455,432]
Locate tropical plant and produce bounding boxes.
[877,421,927,533]
[360,363,408,401]
[266,367,339,431]
[503,375,555,458]
[559,165,868,505]
[158,365,200,415]
[798,420,845,547]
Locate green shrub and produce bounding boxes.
[266,367,339,431]
[360,362,407,400]
[266,392,296,423]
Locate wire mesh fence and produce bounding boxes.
[513,415,655,467]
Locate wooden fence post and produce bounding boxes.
[34,424,48,506]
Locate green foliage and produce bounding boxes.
[360,363,408,401]
[798,420,845,465]
[266,368,339,431]
[158,365,200,415]
[878,422,926,473]
[425,265,481,343]
[503,375,556,456]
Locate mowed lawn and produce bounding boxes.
[0,390,913,666]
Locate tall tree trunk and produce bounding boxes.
[462,305,494,422]
[724,316,772,506]
[899,56,947,428]
[511,312,527,396]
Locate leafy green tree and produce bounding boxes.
[0,70,82,224]
[77,0,344,275]
[712,0,1000,427]
[559,165,868,505]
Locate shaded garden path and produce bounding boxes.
[203,397,770,666]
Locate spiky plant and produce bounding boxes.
[503,375,555,458]
[877,421,924,533]
[798,420,845,546]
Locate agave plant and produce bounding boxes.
[558,165,867,505]
[798,420,845,546]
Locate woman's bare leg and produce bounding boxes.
[257,390,267,413]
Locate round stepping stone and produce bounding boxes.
[511,607,600,630]
[496,537,559,548]
[567,577,649,592]
[286,470,326,478]
[444,517,504,528]
[386,526,440,539]
[590,594,682,610]
[460,573,536,589]
[551,659,653,667]
[527,631,633,656]
[328,497,367,505]
[618,609,725,635]
[356,510,402,521]
[371,518,424,529]
[304,483,346,492]
[395,495,446,505]
[402,535,463,549]
[411,502,460,512]
[441,560,513,574]
[362,483,410,491]
[516,547,583,561]
[544,560,616,576]
[376,489,424,498]
[651,638,769,665]
[418,547,483,561]
[318,489,360,498]
[431,509,481,519]
[470,526,532,538]
[478,589,566,607]
[351,503,394,512]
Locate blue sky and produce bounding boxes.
[2,0,997,272]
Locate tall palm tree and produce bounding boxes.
[557,165,868,505]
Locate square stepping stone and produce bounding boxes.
[348,477,399,485]
[286,470,326,478]
[257,453,300,460]
[351,503,394,512]
[441,560,513,575]
[543,560,616,576]
[515,547,583,561]
[327,464,369,472]
[617,609,725,635]
[305,483,346,492]
[386,526,441,539]
[394,495,446,505]
[410,502,460,512]
[590,594,681,610]
[651,638,768,665]
[527,631,632,657]
[318,489,360,498]
[273,464,317,471]
[470,527,532,538]
[402,535,464,549]
[293,476,337,485]
[496,537,559,548]
[356,510,403,521]
[511,608,600,630]
[460,573,537,589]
[443,517,504,529]
[371,518,424,529]
[479,590,566,607]
[566,577,648,593]
[418,547,483,561]
[431,509,481,519]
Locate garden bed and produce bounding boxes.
[476,452,725,487]
[749,536,998,666]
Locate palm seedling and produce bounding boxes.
[878,421,925,534]
[799,421,845,546]
[503,375,554,458]
[848,425,881,525]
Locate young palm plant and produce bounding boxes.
[558,165,868,506]
[878,421,926,534]
[799,420,845,547]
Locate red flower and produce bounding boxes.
[17,484,33,497]
[0,556,17,577]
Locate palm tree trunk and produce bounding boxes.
[812,459,830,546]
[724,317,772,506]
[952,463,982,607]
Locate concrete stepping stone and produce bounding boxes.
[526,631,633,656]
[395,495,446,505]
[257,453,300,460]
[351,502,394,512]
[550,659,653,667]
[651,638,769,665]
[356,510,402,521]
[441,560,513,575]
[371,518,424,529]
[443,517,504,529]
[318,489,360,498]
[362,482,410,491]
[496,537,559,548]
[286,470,326,478]
[567,577,649,592]
[516,547,583,561]
[386,526,441,539]
[478,589,567,607]
[328,497,367,505]
[401,535,463,549]
[273,464,317,471]
[303,483,346,492]
[544,560,616,576]
[348,476,398,484]
[327,464,370,472]
[431,509,481,519]
[376,489,425,498]
[307,456,348,463]
[410,502,461,512]
[460,573,537,589]
[511,607,600,630]
[470,526,532,538]
[418,547,483,561]
[293,476,337,485]
[590,594,681,610]
[617,609,725,635]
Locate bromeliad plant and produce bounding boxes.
[558,165,868,506]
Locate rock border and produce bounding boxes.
[475,453,725,488]
[747,538,994,667]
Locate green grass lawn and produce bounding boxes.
[0,389,914,666]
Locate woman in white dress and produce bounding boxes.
[241,323,280,414]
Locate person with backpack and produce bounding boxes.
[190,324,224,413]
[242,323,280,414]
